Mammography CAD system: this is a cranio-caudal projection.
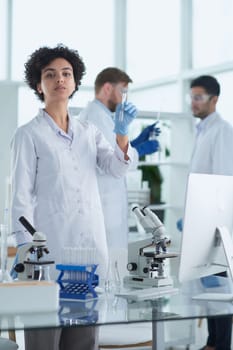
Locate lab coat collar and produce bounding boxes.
[40,108,73,141]
[93,99,114,119]
[196,111,220,134]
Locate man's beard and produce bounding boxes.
[108,100,117,113]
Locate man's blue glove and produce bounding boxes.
[114,102,137,135]
[176,218,183,232]
[131,122,161,147]
[132,140,160,157]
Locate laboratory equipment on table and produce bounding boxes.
[56,247,99,300]
[0,223,12,282]
[116,285,179,301]
[14,216,54,281]
[56,264,99,300]
[124,206,178,288]
[0,177,13,282]
[105,258,121,293]
[0,280,59,313]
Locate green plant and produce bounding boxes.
[138,121,171,204]
[138,164,164,204]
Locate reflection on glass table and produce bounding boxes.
[0,289,233,350]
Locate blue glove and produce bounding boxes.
[176,218,183,232]
[114,102,137,135]
[131,122,161,147]
[200,275,222,288]
[10,251,19,280]
[132,140,160,157]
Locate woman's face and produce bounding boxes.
[37,58,75,104]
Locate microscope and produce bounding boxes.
[14,216,55,280]
[124,206,178,288]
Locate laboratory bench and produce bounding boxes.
[0,287,232,350]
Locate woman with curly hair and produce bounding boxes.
[10,44,136,350]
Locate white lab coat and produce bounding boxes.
[78,100,138,252]
[190,112,233,175]
[184,112,233,295]
[10,109,133,281]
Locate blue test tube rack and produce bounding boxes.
[56,264,99,300]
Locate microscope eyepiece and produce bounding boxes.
[19,216,36,235]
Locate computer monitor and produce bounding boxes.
[179,173,233,283]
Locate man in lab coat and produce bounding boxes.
[78,67,160,282]
[188,75,233,350]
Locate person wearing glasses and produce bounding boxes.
[189,75,233,176]
[178,75,233,350]
[78,67,160,282]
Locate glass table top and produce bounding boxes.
[0,286,233,331]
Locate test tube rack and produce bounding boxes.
[56,264,99,300]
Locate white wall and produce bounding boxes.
[0,84,18,219]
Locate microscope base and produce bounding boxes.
[123,275,173,289]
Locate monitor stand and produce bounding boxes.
[192,226,233,302]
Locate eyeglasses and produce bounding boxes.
[113,85,128,103]
[116,86,128,96]
[111,83,128,95]
[186,94,212,104]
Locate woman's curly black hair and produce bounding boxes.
[24,44,86,102]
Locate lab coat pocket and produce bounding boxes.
[35,148,61,197]
[36,141,60,177]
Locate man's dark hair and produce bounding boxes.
[24,44,86,101]
[190,75,220,96]
[95,67,132,94]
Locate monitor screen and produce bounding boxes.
[179,173,233,283]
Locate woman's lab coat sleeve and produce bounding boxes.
[95,127,132,178]
[11,127,37,245]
